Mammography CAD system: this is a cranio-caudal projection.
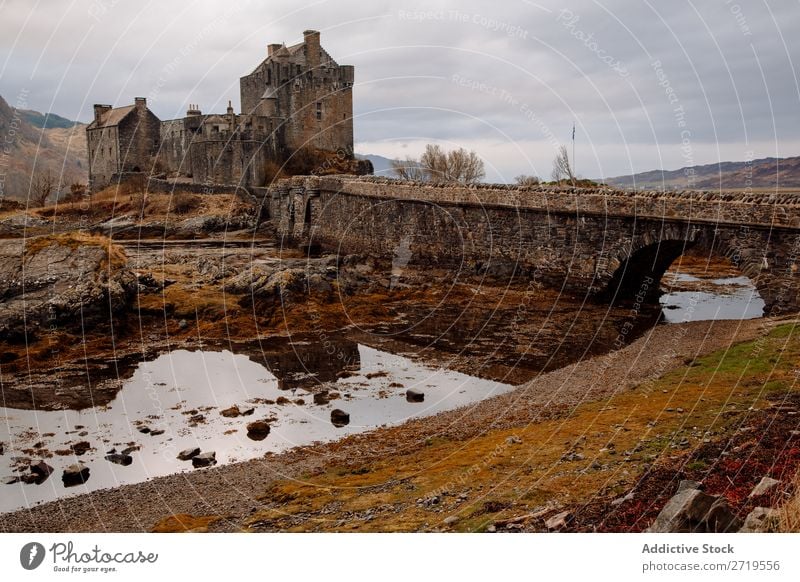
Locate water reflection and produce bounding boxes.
[0,343,511,512]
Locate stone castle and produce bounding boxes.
[87,30,357,192]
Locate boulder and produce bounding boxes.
[331,409,350,427]
[749,477,781,498]
[406,389,425,403]
[192,452,217,468]
[29,460,54,478]
[246,421,271,441]
[62,463,90,487]
[0,235,135,340]
[177,447,200,461]
[70,441,91,456]
[739,507,779,533]
[2,476,19,485]
[104,453,133,466]
[220,405,241,418]
[313,391,330,405]
[648,482,741,532]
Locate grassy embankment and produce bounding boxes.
[222,322,800,532]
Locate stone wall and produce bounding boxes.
[264,176,800,312]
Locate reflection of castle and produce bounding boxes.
[86,30,355,191]
[248,339,361,391]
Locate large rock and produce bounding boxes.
[0,235,135,339]
[406,389,425,403]
[739,507,779,533]
[331,409,350,427]
[62,463,90,487]
[29,460,54,478]
[749,477,781,498]
[177,447,200,461]
[648,481,741,533]
[246,421,271,441]
[104,453,133,466]
[192,451,217,468]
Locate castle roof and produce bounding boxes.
[87,105,135,130]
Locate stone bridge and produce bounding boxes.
[261,176,800,313]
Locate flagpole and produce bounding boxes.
[572,123,576,180]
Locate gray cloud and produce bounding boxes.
[1,0,798,181]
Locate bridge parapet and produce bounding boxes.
[303,176,799,229]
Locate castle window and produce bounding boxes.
[316,102,322,120]
[267,69,271,84]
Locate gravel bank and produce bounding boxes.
[0,317,778,532]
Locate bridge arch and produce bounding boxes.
[602,226,767,310]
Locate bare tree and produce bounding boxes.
[30,170,55,207]
[514,174,540,187]
[394,144,485,184]
[551,145,575,184]
[390,156,425,181]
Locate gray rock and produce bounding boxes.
[62,463,90,487]
[739,507,779,533]
[104,454,133,466]
[0,236,135,340]
[177,447,200,461]
[2,475,20,485]
[506,436,522,445]
[192,452,217,468]
[677,479,702,493]
[648,485,741,533]
[749,477,781,498]
[545,511,572,531]
[406,389,425,403]
[443,516,459,526]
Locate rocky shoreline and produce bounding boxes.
[0,317,777,533]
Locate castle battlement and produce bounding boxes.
[87,30,355,192]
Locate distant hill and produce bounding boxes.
[605,156,800,190]
[0,95,87,202]
[356,153,399,177]
[20,109,79,129]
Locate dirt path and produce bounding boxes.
[0,317,780,532]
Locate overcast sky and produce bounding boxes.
[2,0,799,181]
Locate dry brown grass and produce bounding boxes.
[24,231,127,270]
[777,472,800,532]
[151,514,222,533]
[242,324,800,532]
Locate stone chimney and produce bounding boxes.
[93,104,112,124]
[187,103,202,116]
[268,43,282,57]
[304,29,320,69]
[227,100,234,115]
[134,97,147,110]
